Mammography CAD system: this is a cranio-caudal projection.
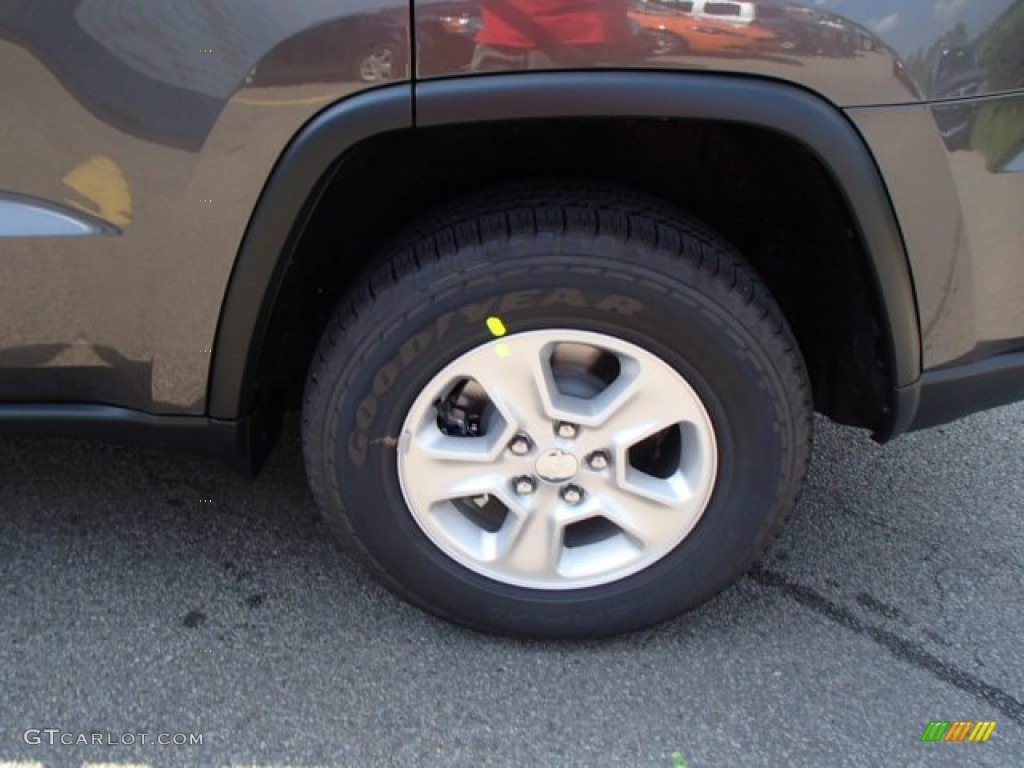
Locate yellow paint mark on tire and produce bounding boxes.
[486,316,507,337]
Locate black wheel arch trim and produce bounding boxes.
[207,83,413,418]
[208,71,922,439]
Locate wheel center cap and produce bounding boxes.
[535,449,578,482]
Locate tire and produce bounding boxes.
[303,183,812,639]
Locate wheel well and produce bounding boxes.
[253,117,893,434]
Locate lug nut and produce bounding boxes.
[508,435,532,456]
[587,451,609,470]
[513,476,537,496]
[555,422,579,439]
[560,484,584,505]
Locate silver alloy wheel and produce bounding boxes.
[397,329,718,590]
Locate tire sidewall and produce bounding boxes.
[313,241,800,635]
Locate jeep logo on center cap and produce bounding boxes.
[535,449,579,482]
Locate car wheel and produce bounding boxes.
[303,184,812,638]
[649,31,688,56]
[354,43,399,82]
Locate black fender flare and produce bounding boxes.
[208,84,412,418]
[209,72,921,436]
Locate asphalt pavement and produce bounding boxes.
[1,406,1022,768]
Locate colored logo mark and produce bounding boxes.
[920,720,996,742]
[485,316,507,337]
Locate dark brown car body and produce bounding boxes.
[0,0,1022,468]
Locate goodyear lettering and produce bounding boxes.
[356,396,377,429]
[434,311,455,341]
[348,431,369,463]
[399,330,433,366]
[372,361,399,396]
[458,298,499,322]
[539,288,587,308]
[594,294,642,317]
[498,290,540,312]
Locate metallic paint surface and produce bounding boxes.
[0,1,410,412]
[849,90,1024,368]
[0,0,1021,415]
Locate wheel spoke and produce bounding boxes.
[402,440,505,505]
[610,368,704,435]
[596,478,703,549]
[447,335,556,438]
[495,508,563,579]
[576,367,707,456]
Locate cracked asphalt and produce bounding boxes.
[0,406,1022,768]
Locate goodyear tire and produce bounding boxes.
[303,184,812,638]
